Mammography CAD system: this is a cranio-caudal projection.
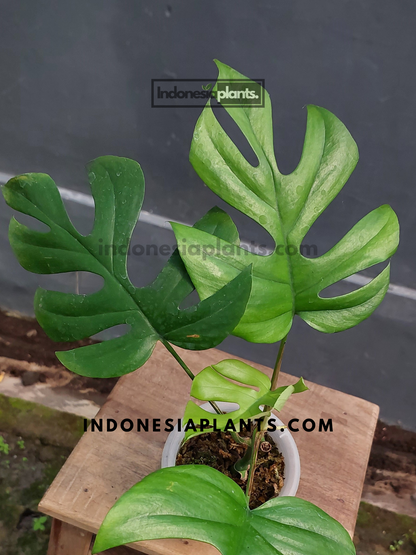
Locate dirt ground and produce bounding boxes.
[0,309,117,398]
[365,421,416,519]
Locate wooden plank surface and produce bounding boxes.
[47,518,143,555]
[47,519,93,555]
[39,343,378,554]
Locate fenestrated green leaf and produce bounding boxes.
[92,465,355,555]
[172,60,399,342]
[2,156,252,378]
[183,359,307,438]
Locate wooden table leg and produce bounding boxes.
[47,519,93,555]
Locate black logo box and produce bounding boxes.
[151,78,266,108]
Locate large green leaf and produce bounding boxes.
[172,60,399,342]
[183,359,307,438]
[2,156,252,378]
[93,465,355,555]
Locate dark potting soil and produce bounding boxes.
[176,430,285,509]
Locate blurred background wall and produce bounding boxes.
[0,0,415,428]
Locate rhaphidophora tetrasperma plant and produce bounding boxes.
[2,60,399,555]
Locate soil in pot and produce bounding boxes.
[176,430,284,509]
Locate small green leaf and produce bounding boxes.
[93,465,355,555]
[2,157,252,378]
[0,436,9,455]
[173,60,399,343]
[33,515,48,532]
[183,359,307,438]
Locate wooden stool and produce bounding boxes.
[40,344,378,555]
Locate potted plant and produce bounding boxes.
[1,61,399,555]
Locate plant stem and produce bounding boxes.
[245,418,267,503]
[234,441,253,478]
[161,339,249,444]
[161,338,195,380]
[270,334,288,391]
[231,430,251,445]
[160,338,235,425]
[245,335,289,504]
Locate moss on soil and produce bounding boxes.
[354,502,416,554]
[0,394,85,555]
[0,395,84,450]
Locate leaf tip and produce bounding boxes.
[169,221,185,234]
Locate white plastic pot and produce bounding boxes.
[161,401,300,497]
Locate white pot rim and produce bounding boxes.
[161,401,300,497]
